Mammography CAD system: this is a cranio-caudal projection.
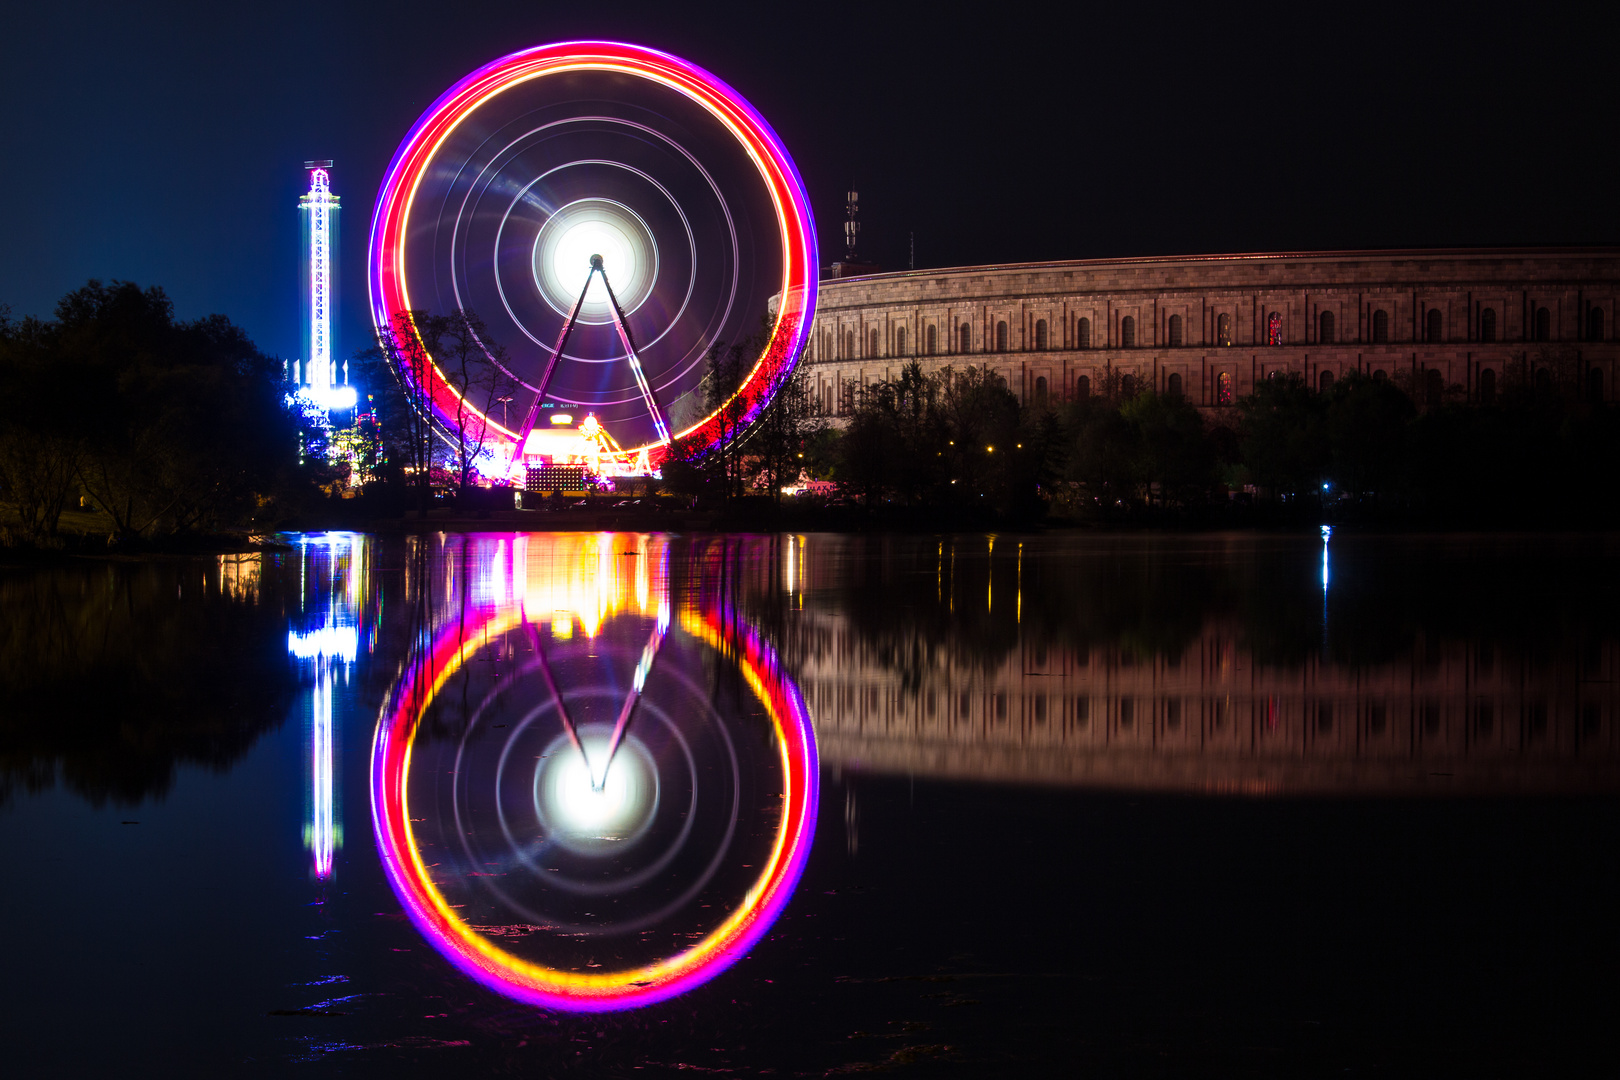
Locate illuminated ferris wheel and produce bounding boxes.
[368,41,818,475]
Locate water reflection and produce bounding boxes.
[285,533,370,879]
[780,534,1620,796]
[372,533,817,1012]
[0,554,288,805]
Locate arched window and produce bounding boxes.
[1217,313,1231,346]
[896,327,906,355]
[1168,314,1183,347]
[1373,309,1389,343]
[845,330,855,358]
[1035,319,1048,350]
[1319,369,1335,392]
[1373,368,1387,381]
[1076,374,1091,400]
[1536,306,1551,341]
[1166,372,1183,397]
[1121,315,1136,348]
[1591,308,1605,341]
[959,324,972,353]
[995,320,1009,352]
[926,325,936,355]
[1426,308,1443,343]
[1216,371,1233,405]
[1035,375,1048,403]
[1480,307,1497,343]
[1535,367,1552,391]
[1319,310,1335,344]
[1266,312,1283,345]
[1479,367,1496,405]
[1121,373,1136,396]
[1077,317,1091,349]
[870,328,880,356]
[1426,368,1444,409]
[1590,367,1605,402]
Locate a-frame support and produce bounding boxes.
[510,254,672,462]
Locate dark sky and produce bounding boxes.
[3,0,1616,361]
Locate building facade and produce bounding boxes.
[803,248,1620,411]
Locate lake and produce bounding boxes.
[3,531,1617,1077]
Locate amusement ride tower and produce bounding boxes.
[298,161,353,410]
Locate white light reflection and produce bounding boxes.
[290,533,367,881]
[310,674,335,878]
[287,625,359,662]
[1321,525,1333,591]
[534,727,657,855]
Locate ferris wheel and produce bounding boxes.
[368,41,818,475]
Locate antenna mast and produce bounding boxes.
[844,189,860,260]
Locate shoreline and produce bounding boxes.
[7,514,1620,568]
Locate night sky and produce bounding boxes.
[3,0,1616,363]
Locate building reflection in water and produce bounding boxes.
[372,533,816,1012]
[286,534,369,879]
[345,531,1620,1010]
[773,534,1620,797]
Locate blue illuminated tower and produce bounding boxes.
[299,161,349,408]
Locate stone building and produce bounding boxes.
[803,248,1620,411]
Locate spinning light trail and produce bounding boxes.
[368,41,818,474]
[370,534,818,1011]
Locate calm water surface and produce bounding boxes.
[2,531,1618,1077]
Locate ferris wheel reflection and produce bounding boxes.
[372,533,817,1012]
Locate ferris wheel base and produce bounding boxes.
[504,413,659,491]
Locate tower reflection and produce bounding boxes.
[372,533,816,1012]
[286,533,368,880]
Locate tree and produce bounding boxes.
[690,334,757,504]
[838,379,906,506]
[836,362,1033,515]
[1121,391,1216,506]
[935,364,1028,513]
[748,343,824,504]
[0,280,296,543]
[373,311,443,513]
[1322,372,1414,502]
[434,309,519,496]
[1238,373,1328,501]
[1060,395,1144,511]
[0,308,83,541]
[348,340,422,490]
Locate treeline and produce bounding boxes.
[0,281,306,545]
[784,353,1620,525]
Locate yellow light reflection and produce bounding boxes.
[518,532,664,630]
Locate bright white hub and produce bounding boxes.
[533,199,658,325]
